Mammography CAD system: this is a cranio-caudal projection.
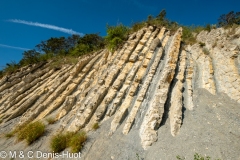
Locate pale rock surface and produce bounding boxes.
[169,50,186,136]
[140,27,182,149]
[0,26,239,159]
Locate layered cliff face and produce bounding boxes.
[0,26,240,159]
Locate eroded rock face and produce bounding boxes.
[169,50,186,137]
[189,27,240,103]
[139,28,182,149]
[0,26,240,152]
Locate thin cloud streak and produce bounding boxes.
[0,44,30,51]
[8,19,84,36]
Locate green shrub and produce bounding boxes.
[176,155,185,160]
[192,26,205,34]
[50,133,68,153]
[92,123,99,130]
[3,61,19,75]
[5,132,14,138]
[20,50,40,66]
[205,24,212,32]
[136,153,144,160]
[182,26,197,45]
[49,55,79,69]
[194,153,211,160]
[176,153,221,160]
[167,21,179,34]
[105,24,129,51]
[131,21,146,33]
[69,131,87,153]
[50,131,87,153]
[132,9,171,30]
[38,53,54,62]
[5,122,27,139]
[69,43,90,57]
[17,121,45,144]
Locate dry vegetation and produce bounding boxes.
[50,131,87,153]
[17,121,45,144]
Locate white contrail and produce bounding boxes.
[0,44,30,51]
[8,19,84,36]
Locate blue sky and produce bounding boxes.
[0,0,239,70]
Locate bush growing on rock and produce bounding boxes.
[105,24,129,51]
[5,132,14,138]
[205,24,212,32]
[50,131,87,153]
[3,61,19,75]
[17,121,45,145]
[69,131,87,153]
[176,153,221,160]
[92,122,99,130]
[182,26,197,45]
[131,21,146,33]
[50,133,69,153]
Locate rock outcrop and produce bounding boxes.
[139,28,182,149]
[0,25,240,159]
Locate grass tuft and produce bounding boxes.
[92,123,99,130]
[50,131,87,153]
[5,132,14,138]
[5,122,28,139]
[69,131,87,153]
[17,121,45,145]
[176,153,221,160]
[50,133,68,153]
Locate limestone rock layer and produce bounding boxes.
[0,26,240,150]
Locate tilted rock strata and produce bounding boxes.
[169,50,186,136]
[185,52,194,110]
[140,28,182,149]
[187,44,216,95]
[0,26,239,151]
[192,27,240,103]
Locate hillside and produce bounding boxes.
[0,25,240,160]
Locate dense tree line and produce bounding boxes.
[0,34,104,77]
[19,34,104,66]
